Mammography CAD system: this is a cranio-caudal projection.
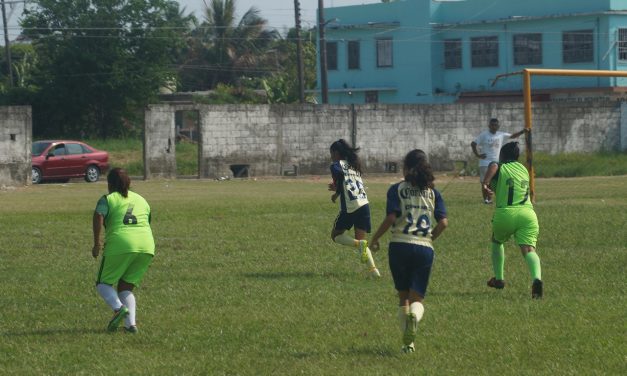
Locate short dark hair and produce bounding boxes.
[499,142,520,162]
[107,168,131,197]
[489,118,499,124]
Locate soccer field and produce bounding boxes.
[0,176,625,375]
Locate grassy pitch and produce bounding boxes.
[0,175,625,375]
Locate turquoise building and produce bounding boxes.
[317,0,627,103]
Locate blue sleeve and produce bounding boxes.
[95,195,108,217]
[433,189,447,221]
[386,184,401,216]
[330,162,343,194]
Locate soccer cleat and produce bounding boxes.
[107,306,129,332]
[532,279,543,299]
[401,343,415,354]
[484,199,493,204]
[368,267,381,279]
[359,240,369,264]
[403,313,418,346]
[124,325,138,334]
[487,277,505,289]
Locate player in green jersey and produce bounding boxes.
[92,168,155,332]
[482,142,543,299]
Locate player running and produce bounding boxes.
[482,141,543,299]
[328,139,380,278]
[370,150,448,353]
[92,168,155,333]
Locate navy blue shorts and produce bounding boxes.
[333,204,371,233]
[388,242,434,297]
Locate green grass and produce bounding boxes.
[1,176,625,375]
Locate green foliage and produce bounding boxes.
[18,0,194,138]
[0,177,625,374]
[534,152,627,177]
[191,83,266,104]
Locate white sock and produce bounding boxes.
[409,301,425,322]
[365,247,376,269]
[96,284,123,311]
[118,290,136,327]
[333,232,357,247]
[398,305,409,333]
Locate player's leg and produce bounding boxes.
[95,254,131,331]
[403,245,433,349]
[516,208,542,298]
[389,243,414,353]
[118,253,154,332]
[488,211,514,289]
[331,211,357,246]
[353,205,380,276]
[479,166,491,203]
[488,239,505,289]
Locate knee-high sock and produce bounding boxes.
[333,232,357,247]
[96,284,123,311]
[524,252,542,281]
[118,290,136,327]
[365,247,377,269]
[491,242,505,280]
[409,302,424,323]
[398,305,409,333]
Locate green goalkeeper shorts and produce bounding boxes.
[491,207,539,247]
[96,252,153,286]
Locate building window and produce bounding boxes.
[444,39,462,69]
[471,36,499,67]
[376,38,393,67]
[326,41,338,70]
[348,41,360,70]
[619,29,627,61]
[563,30,593,63]
[514,33,542,65]
[365,91,378,103]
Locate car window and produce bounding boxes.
[32,142,51,156]
[66,143,84,155]
[53,145,66,156]
[81,144,93,153]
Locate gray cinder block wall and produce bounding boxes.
[0,106,32,186]
[144,101,625,179]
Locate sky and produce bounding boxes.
[177,0,380,32]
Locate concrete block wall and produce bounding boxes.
[0,106,32,186]
[145,100,624,179]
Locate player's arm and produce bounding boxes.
[482,162,499,198]
[431,218,448,241]
[92,212,104,258]
[471,141,486,159]
[370,212,396,252]
[431,190,448,241]
[510,128,526,139]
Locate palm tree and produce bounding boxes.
[200,0,278,88]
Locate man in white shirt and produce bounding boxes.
[471,118,525,203]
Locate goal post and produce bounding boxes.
[493,68,627,201]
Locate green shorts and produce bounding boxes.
[491,207,539,247]
[96,253,153,286]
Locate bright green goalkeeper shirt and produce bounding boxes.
[95,191,155,256]
[491,161,533,209]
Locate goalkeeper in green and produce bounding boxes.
[482,142,543,299]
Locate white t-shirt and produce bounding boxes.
[474,131,511,167]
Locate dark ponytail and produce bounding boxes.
[107,168,131,198]
[330,139,363,173]
[403,149,434,190]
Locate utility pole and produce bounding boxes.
[294,0,305,103]
[317,0,328,104]
[1,0,13,87]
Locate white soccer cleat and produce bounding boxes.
[401,343,415,354]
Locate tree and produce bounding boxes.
[19,0,194,138]
[178,0,278,91]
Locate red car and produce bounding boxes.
[31,140,109,184]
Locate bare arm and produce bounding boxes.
[92,212,104,258]
[431,218,448,241]
[370,213,397,251]
[471,141,486,159]
[510,129,526,139]
[481,162,499,199]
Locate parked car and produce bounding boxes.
[31,140,109,184]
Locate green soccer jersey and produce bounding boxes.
[492,161,532,209]
[96,191,155,256]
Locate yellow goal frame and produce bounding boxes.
[493,68,627,201]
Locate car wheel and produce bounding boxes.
[32,167,42,184]
[85,165,100,182]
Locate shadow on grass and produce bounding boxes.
[242,271,346,280]
[290,346,396,359]
[2,327,104,337]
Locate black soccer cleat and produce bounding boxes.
[532,279,543,299]
[487,277,505,289]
